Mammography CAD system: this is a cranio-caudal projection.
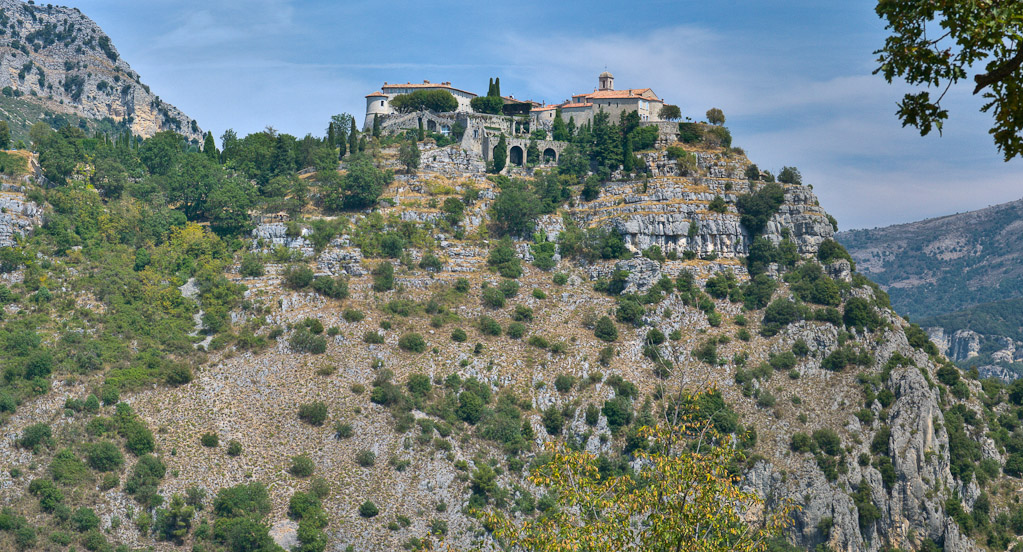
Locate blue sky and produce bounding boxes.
[69,0,1023,230]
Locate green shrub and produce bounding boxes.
[488,239,522,278]
[359,500,379,518]
[478,316,502,336]
[355,450,376,467]
[227,440,242,456]
[19,423,52,451]
[86,441,123,472]
[372,262,395,292]
[312,276,349,299]
[334,423,354,440]
[481,286,506,309]
[290,455,315,477]
[283,265,314,289]
[398,333,427,352]
[363,331,385,344]
[553,273,569,285]
[290,328,327,354]
[542,406,564,435]
[298,401,328,426]
[201,432,219,448]
[512,305,534,322]
[451,328,468,342]
[343,309,365,322]
[554,374,575,393]
[708,196,727,213]
[812,428,841,456]
[506,322,526,339]
[736,183,784,236]
[790,432,812,452]
[239,255,265,277]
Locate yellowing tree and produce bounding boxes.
[482,392,795,552]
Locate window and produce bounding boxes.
[380,101,384,106]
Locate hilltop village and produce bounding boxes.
[363,73,682,167]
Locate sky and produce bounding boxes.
[66,0,1023,231]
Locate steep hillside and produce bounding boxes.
[0,0,201,143]
[2,121,1022,552]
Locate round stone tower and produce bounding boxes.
[598,71,614,91]
[365,91,389,130]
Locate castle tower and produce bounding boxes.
[598,71,614,91]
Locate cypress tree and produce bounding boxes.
[488,78,494,97]
[552,109,568,141]
[418,118,425,141]
[327,123,336,149]
[203,131,218,162]
[494,77,501,98]
[349,123,359,157]
[372,114,381,138]
[492,134,507,173]
[359,135,367,152]
[622,134,634,172]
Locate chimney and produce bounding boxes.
[424,80,430,84]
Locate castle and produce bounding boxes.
[362,72,677,169]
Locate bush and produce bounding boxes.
[201,432,219,448]
[298,401,328,426]
[86,441,123,472]
[487,238,523,278]
[778,166,802,185]
[554,374,575,393]
[482,286,506,309]
[498,279,520,298]
[372,262,395,292]
[419,253,443,272]
[290,455,315,477]
[363,331,385,344]
[812,429,841,456]
[790,432,813,453]
[553,273,569,285]
[478,316,502,336]
[355,450,376,467]
[506,322,526,339]
[343,308,365,322]
[543,406,564,435]
[227,440,242,456]
[283,265,314,289]
[312,276,349,299]
[19,423,52,450]
[708,196,727,213]
[239,255,265,277]
[359,500,379,518]
[843,297,881,331]
[398,333,427,353]
[451,328,468,342]
[334,423,354,440]
[290,328,327,354]
[736,183,785,236]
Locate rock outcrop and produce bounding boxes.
[0,0,201,142]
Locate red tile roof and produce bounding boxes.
[560,102,593,109]
[365,91,386,98]
[531,105,559,112]
[583,88,660,100]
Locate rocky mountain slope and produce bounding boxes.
[0,0,201,143]
[837,198,1023,378]
[3,129,1021,552]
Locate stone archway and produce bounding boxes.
[509,145,524,166]
[427,120,437,132]
[543,148,557,163]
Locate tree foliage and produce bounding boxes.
[483,393,794,551]
[388,90,458,113]
[874,1,1023,159]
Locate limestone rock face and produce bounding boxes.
[0,187,42,246]
[926,328,982,362]
[747,321,972,552]
[0,0,201,141]
[569,152,834,261]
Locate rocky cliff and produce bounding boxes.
[0,0,201,142]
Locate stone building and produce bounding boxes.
[529,71,666,128]
[364,80,477,129]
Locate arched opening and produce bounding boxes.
[509,145,524,166]
[543,148,557,163]
[427,120,437,132]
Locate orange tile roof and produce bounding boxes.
[583,88,660,100]
[381,81,477,97]
[561,102,593,109]
[365,91,386,97]
[531,105,559,112]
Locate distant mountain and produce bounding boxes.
[837,198,1023,377]
[837,197,1023,319]
[0,0,201,143]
